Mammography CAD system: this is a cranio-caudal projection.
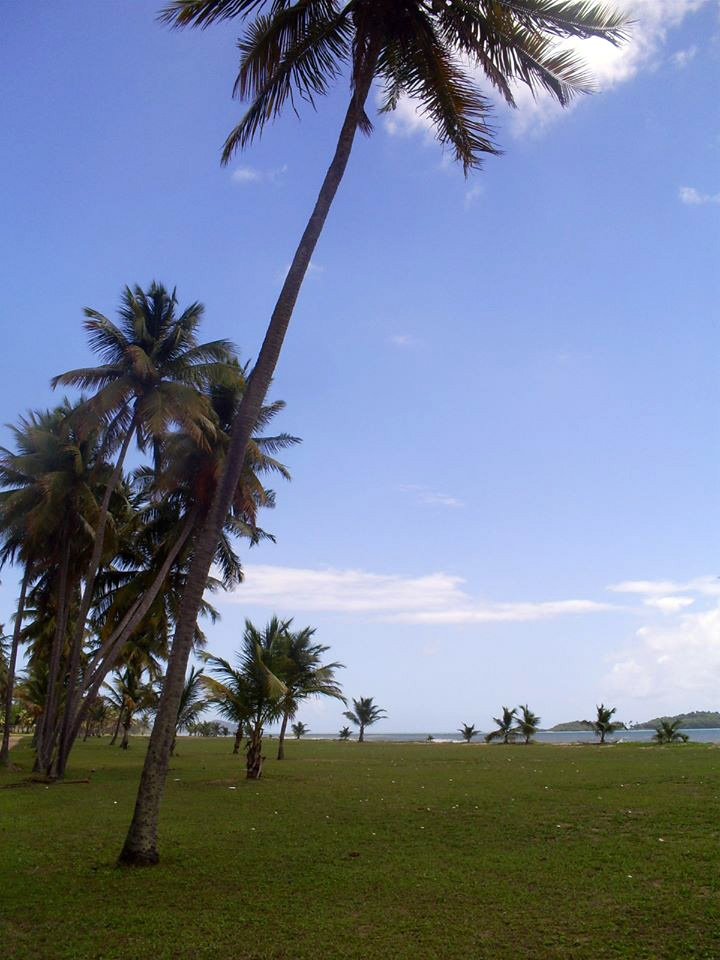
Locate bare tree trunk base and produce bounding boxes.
[118,846,160,867]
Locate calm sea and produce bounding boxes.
[307,728,720,744]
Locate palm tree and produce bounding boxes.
[202,618,287,778]
[51,284,234,771]
[122,0,627,867]
[485,706,517,744]
[591,703,621,744]
[171,666,208,755]
[516,704,541,744]
[275,625,344,759]
[104,667,158,750]
[458,723,478,743]
[338,726,352,741]
[291,721,309,740]
[343,697,386,743]
[652,719,689,745]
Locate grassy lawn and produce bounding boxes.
[2,737,718,960]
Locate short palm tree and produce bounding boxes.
[343,697,386,743]
[202,618,287,778]
[275,625,344,760]
[591,703,621,744]
[458,723,478,743]
[652,719,689,745]
[516,704,541,744]
[104,667,158,750]
[338,725,352,741]
[291,721,309,740]
[123,0,627,866]
[171,666,208,755]
[485,706,518,744]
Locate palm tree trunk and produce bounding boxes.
[34,539,72,775]
[276,707,290,760]
[358,724,365,743]
[53,508,198,779]
[232,723,243,755]
[246,726,263,780]
[119,56,379,867]
[110,708,123,746]
[54,416,138,773]
[120,714,131,750]
[0,564,31,766]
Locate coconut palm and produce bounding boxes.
[104,667,158,750]
[171,666,208,755]
[291,721,309,740]
[516,704,541,744]
[202,618,287,778]
[458,723,478,743]
[485,706,517,744]
[275,625,344,759]
[338,725,352,741]
[122,0,627,866]
[343,697,386,743]
[591,703,621,744]
[652,719,689,745]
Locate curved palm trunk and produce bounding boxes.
[232,723,243,755]
[358,723,365,744]
[110,708,123,746]
[55,418,138,770]
[0,564,31,766]
[276,707,290,760]
[53,508,198,778]
[120,58,378,866]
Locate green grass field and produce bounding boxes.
[2,737,718,959]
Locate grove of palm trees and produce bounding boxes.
[3,1,717,957]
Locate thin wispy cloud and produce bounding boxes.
[232,164,288,185]
[399,484,464,508]
[390,333,420,348]
[678,185,720,205]
[671,44,698,67]
[608,576,720,597]
[220,563,616,624]
[464,183,483,206]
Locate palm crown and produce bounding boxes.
[163,0,627,172]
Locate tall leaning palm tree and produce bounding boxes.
[122,0,627,865]
[343,696,386,743]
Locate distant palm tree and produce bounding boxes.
[275,625,344,759]
[291,721,309,740]
[458,723,478,743]
[343,697,386,743]
[485,706,517,744]
[516,705,541,744]
[171,666,208,755]
[652,719,689,744]
[591,703,621,744]
[338,726,352,741]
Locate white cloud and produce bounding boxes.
[644,596,695,614]
[384,0,709,142]
[679,185,720,205]
[465,183,483,206]
[221,563,616,624]
[608,576,720,597]
[232,164,288,185]
[607,602,720,702]
[671,44,698,67]
[399,484,464,508]
[389,333,419,347]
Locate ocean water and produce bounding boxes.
[307,728,720,744]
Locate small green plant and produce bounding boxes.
[652,719,689,744]
[458,724,477,743]
[338,726,352,741]
[291,721,309,740]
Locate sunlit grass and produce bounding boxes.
[2,737,718,959]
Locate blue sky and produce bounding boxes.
[2,0,719,731]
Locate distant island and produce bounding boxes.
[631,710,720,730]
[547,720,596,732]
